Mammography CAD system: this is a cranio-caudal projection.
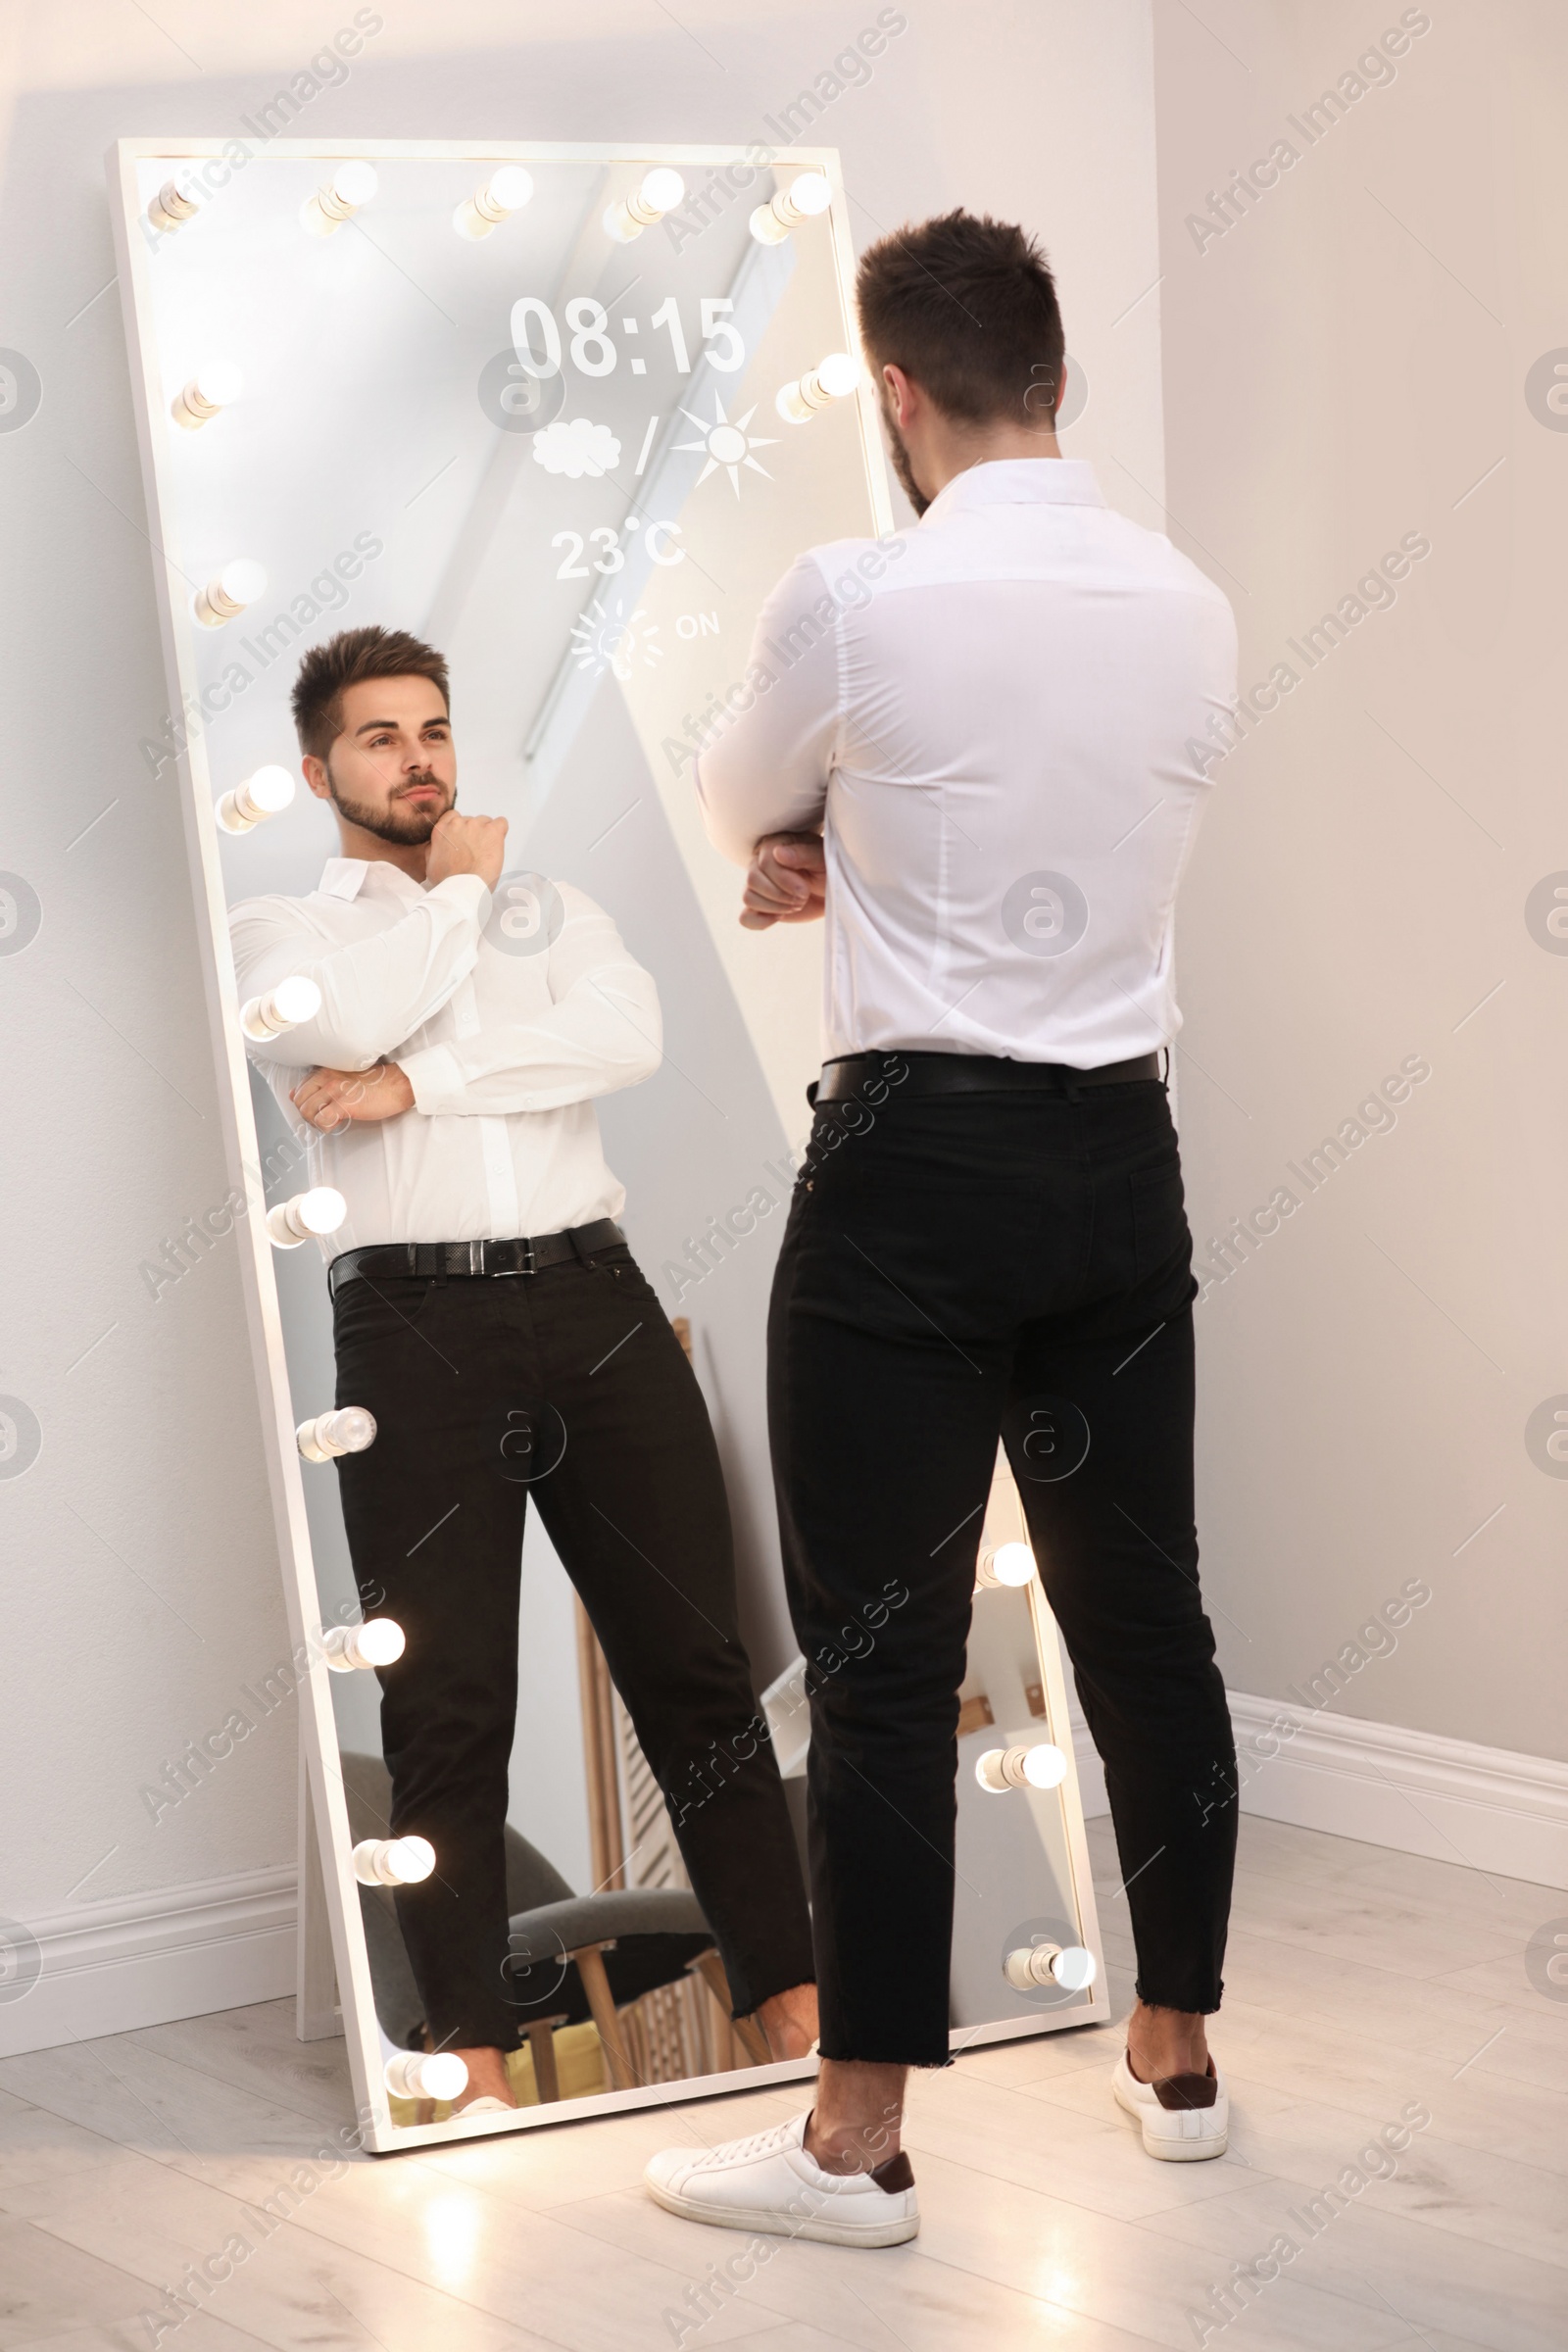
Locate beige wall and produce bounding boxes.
[1153,0,1568,1758]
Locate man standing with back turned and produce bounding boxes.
[644,211,1240,2245]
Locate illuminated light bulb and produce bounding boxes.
[604,167,686,243]
[775,350,859,424]
[171,359,244,431]
[267,1187,347,1249]
[240,974,321,1042]
[217,764,295,835]
[975,1741,1069,1793]
[749,170,833,244]
[974,1541,1038,1593]
[302,160,378,238]
[323,1615,405,1671]
[454,164,534,239]
[297,1405,377,1463]
[354,1834,435,1887]
[1004,1940,1098,1992]
[384,2049,467,2101]
[194,558,267,628]
[147,172,203,234]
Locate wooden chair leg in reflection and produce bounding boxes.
[525,2017,564,2104]
[687,1951,737,2071]
[690,1947,771,2067]
[573,1942,636,2091]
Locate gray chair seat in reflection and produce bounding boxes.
[338,1750,762,2096]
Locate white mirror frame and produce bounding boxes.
[106,135,1107,2150]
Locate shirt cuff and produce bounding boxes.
[428,872,493,924]
[399,1044,466,1115]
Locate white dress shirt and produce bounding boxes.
[228,858,661,1258]
[695,459,1238,1067]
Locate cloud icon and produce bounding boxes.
[532,416,622,478]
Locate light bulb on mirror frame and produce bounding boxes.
[749,170,832,244]
[147,172,203,235]
[217,764,295,834]
[194,558,267,628]
[1003,1940,1098,1992]
[975,1741,1069,1793]
[297,1404,377,1463]
[267,1186,346,1249]
[775,351,859,424]
[302,161,378,238]
[604,167,685,243]
[353,1834,435,1887]
[241,974,320,1042]
[973,1540,1038,1593]
[454,164,534,239]
[171,359,243,431]
[383,2049,466,2101]
[323,1616,405,1671]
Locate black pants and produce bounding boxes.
[331,1239,814,2052]
[768,1065,1237,2067]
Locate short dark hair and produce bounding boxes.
[856,210,1065,426]
[291,625,450,760]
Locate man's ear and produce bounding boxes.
[882,362,916,430]
[302,756,331,803]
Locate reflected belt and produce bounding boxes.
[327,1218,625,1298]
[812,1051,1162,1104]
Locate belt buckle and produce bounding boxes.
[490,1238,535,1278]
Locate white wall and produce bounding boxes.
[0,0,1166,2043]
[1152,0,1568,1768]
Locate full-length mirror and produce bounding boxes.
[110,137,1106,2148]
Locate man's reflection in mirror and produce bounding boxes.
[228,626,816,2110]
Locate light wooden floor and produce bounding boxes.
[1,1814,1562,2352]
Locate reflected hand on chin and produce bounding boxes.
[292,1062,416,1131]
[426,808,509,891]
[741,831,826,930]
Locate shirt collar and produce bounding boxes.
[921,458,1104,524]
[319,857,427,903]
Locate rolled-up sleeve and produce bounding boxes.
[228,875,490,1070]
[694,552,842,865]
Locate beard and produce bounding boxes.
[879,389,931,517]
[326,762,454,845]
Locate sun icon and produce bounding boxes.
[569,597,664,682]
[673,394,777,496]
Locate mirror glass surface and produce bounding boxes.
[119,141,1102,2138]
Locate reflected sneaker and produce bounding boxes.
[1112,2049,1228,2160]
[644,2111,918,2245]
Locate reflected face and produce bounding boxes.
[312,674,457,845]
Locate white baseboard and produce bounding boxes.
[0,1866,299,2059]
[1071,1690,1568,1891]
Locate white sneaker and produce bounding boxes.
[1112,2050,1228,2160]
[644,2111,919,2246]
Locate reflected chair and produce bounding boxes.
[338,1751,767,2101]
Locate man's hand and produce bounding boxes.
[426,809,509,892]
[292,1063,416,1132]
[741,833,827,931]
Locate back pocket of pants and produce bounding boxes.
[1130,1159,1189,1282]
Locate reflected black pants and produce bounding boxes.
[768,1067,1237,2066]
[332,1239,814,2052]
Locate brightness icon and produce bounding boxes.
[673,394,777,496]
[569,597,664,681]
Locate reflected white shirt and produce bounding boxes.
[695,459,1238,1067]
[228,858,661,1257]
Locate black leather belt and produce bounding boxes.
[327,1218,625,1298]
[814,1050,1162,1103]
